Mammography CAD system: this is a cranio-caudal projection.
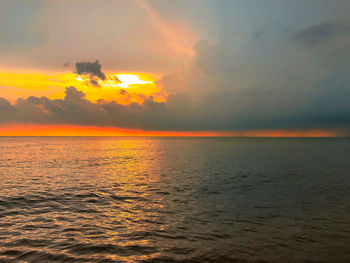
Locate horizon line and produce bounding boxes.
[1,135,349,138]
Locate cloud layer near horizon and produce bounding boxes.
[1,64,350,132]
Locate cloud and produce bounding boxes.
[1,81,350,132]
[0,98,13,123]
[155,35,350,131]
[75,60,105,80]
[74,60,116,87]
[290,21,350,67]
[292,22,350,46]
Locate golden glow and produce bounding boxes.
[0,124,338,137]
[117,74,152,88]
[0,71,164,105]
[74,73,153,89]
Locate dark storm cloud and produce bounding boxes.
[292,22,350,47]
[75,60,106,80]
[155,38,350,131]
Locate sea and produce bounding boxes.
[0,137,350,262]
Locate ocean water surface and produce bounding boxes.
[0,137,350,262]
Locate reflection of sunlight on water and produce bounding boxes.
[2,137,350,262]
[0,137,169,262]
[90,139,166,261]
[101,138,162,189]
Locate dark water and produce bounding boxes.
[0,137,350,262]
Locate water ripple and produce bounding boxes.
[1,137,350,262]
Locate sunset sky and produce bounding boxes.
[1,0,350,136]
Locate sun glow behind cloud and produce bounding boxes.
[117,74,153,88]
[0,71,163,105]
[75,73,153,89]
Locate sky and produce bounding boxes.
[0,0,350,136]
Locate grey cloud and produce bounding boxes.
[292,22,350,47]
[0,98,13,123]
[1,84,350,132]
[156,38,350,131]
[252,28,264,40]
[0,86,179,129]
[75,60,106,86]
